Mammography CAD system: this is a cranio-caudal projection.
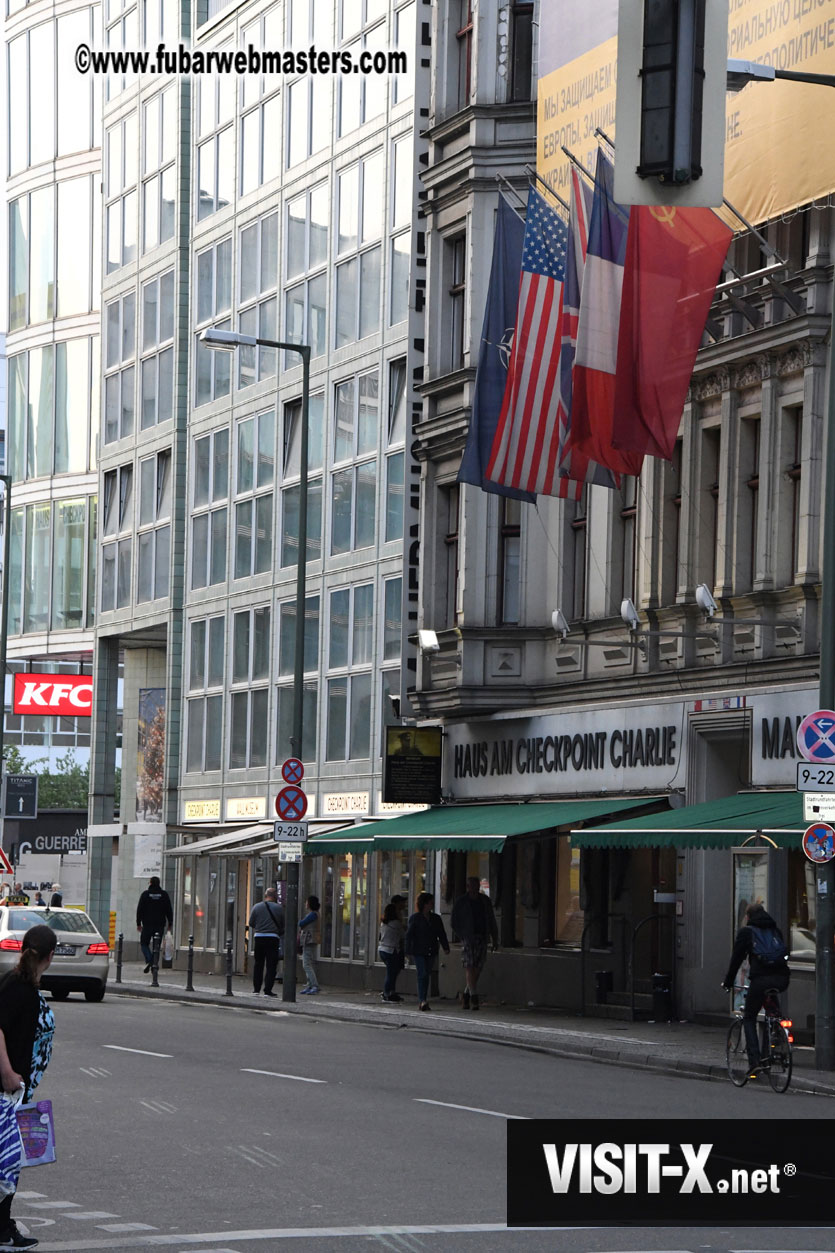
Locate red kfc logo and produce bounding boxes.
[13,673,93,717]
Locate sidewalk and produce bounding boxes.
[108,959,835,1098]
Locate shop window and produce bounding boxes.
[788,849,816,962]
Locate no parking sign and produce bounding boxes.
[797,710,835,763]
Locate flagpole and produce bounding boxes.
[493,175,527,219]
[561,147,597,184]
[522,166,569,215]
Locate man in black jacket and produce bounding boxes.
[451,877,499,1011]
[722,902,790,1075]
[136,876,174,973]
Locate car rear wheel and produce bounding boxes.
[50,989,70,1001]
[84,987,106,1003]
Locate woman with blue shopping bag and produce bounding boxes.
[0,926,57,1250]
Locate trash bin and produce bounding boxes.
[652,971,673,1021]
[595,970,613,1004]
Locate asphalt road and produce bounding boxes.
[15,994,835,1253]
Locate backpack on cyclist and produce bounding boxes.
[749,924,788,967]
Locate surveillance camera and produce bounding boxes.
[620,598,640,631]
[551,609,570,639]
[417,629,440,654]
[695,583,718,617]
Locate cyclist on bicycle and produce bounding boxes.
[721,903,790,1075]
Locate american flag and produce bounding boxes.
[486,186,568,495]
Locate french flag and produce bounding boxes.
[562,150,643,480]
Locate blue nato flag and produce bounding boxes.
[457,193,534,502]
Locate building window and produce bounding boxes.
[390,134,413,325]
[192,428,229,589]
[238,212,279,387]
[105,113,138,274]
[336,152,383,348]
[499,497,521,625]
[56,8,99,158]
[740,417,760,593]
[700,426,721,593]
[281,394,324,566]
[509,3,534,101]
[285,185,328,360]
[393,1,415,104]
[7,500,94,637]
[286,0,331,167]
[787,407,802,584]
[456,0,474,112]
[447,234,467,371]
[101,465,133,612]
[142,85,176,253]
[569,487,587,620]
[105,0,138,99]
[618,476,638,608]
[140,270,175,429]
[9,22,54,172]
[326,583,374,761]
[229,606,271,768]
[194,237,233,405]
[197,60,235,220]
[331,371,378,555]
[661,441,682,607]
[338,0,386,135]
[186,616,224,772]
[234,410,274,578]
[9,187,55,330]
[385,359,407,542]
[104,292,137,444]
[144,0,178,46]
[383,576,402,660]
[443,483,460,626]
[57,177,97,318]
[240,7,281,193]
[136,450,172,603]
[8,339,98,481]
[276,595,319,762]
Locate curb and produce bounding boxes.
[107,980,835,1099]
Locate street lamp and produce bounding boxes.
[199,328,311,1002]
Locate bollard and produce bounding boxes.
[115,932,123,984]
[186,934,195,992]
[225,938,234,996]
[151,931,161,988]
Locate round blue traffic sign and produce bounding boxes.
[803,823,835,863]
[276,785,308,821]
[281,757,305,785]
[797,710,835,763]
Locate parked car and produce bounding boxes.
[0,907,109,1001]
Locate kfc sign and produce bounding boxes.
[13,674,93,717]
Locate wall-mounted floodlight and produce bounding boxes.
[695,583,718,617]
[551,609,570,640]
[417,629,440,655]
[199,327,257,350]
[620,598,640,631]
[726,58,776,93]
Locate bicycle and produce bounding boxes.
[726,986,793,1093]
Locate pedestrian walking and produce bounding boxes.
[32,894,45,909]
[248,888,285,997]
[451,876,499,1010]
[378,903,406,1002]
[48,886,62,908]
[404,892,450,1012]
[135,876,173,973]
[298,896,321,994]
[0,924,57,1250]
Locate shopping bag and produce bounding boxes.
[161,932,174,967]
[16,1100,56,1168]
[0,1093,22,1195]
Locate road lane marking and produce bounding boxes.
[95,1223,159,1232]
[414,1098,527,1120]
[27,1221,569,1249]
[240,1068,326,1084]
[103,1045,173,1058]
[25,1202,80,1209]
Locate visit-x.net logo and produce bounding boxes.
[507,1120,831,1226]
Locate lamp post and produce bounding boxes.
[200,329,310,1002]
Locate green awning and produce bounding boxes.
[570,791,805,850]
[306,828,378,856]
[307,798,660,855]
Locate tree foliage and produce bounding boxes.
[1,747,121,812]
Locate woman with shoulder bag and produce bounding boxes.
[0,925,57,1251]
[378,903,406,1002]
[298,896,320,995]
